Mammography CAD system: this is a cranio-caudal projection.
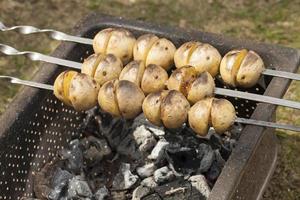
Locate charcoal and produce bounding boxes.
[148,139,169,160]
[94,186,109,200]
[153,166,175,184]
[132,185,152,200]
[139,137,157,152]
[67,176,92,199]
[117,134,142,160]
[165,147,201,176]
[142,193,161,200]
[198,144,215,173]
[140,176,158,188]
[48,168,73,200]
[188,175,211,199]
[137,163,157,178]
[58,139,83,173]
[205,156,225,185]
[112,163,139,190]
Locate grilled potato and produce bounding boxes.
[82,53,123,86]
[143,90,190,129]
[174,41,221,77]
[167,67,215,104]
[93,28,136,64]
[220,49,265,87]
[133,34,176,71]
[98,79,145,119]
[188,98,213,136]
[141,64,168,94]
[54,71,100,111]
[211,98,236,134]
[119,60,145,86]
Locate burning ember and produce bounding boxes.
[27,107,242,200]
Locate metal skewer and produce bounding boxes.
[1,75,299,132]
[0,43,300,110]
[1,22,300,81]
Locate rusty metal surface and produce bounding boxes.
[0,13,299,200]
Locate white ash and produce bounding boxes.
[139,137,157,152]
[153,166,175,184]
[112,163,139,190]
[137,163,157,178]
[148,138,169,160]
[133,125,153,145]
[94,186,109,200]
[147,126,165,137]
[132,185,152,200]
[67,176,92,199]
[189,175,211,198]
[140,176,158,188]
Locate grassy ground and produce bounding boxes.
[0,0,299,199]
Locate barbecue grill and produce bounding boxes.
[0,13,299,200]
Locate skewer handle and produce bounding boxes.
[0,22,93,45]
[263,69,300,81]
[0,75,53,90]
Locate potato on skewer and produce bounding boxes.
[220,49,265,88]
[188,98,236,136]
[93,28,136,64]
[174,41,221,77]
[119,60,168,94]
[133,34,176,71]
[167,66,215,104]
[81,53,123,86]
[142,90,190,129]
[53,71,100,111]
[98,79,145,119]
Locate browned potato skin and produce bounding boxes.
[69,74,100,111]
[236,50,265,88]
[133,34,159,61]
[211,98,236,134]
[145,38,176,71]
[160,90,190,129]
[119,60,145,86]
[141,64,168,94]
[187,72,215,104]
[142,91,163,126]
[167,66,197,96]
[81,54,102,77]
[188,98,213,136]
[93,28,136,64]
[53,72,67,104]
[98,79,121,117]
[115,80,145,119]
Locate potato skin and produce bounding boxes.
[141,64,168,94]
[115,80,145,119]
[142,91,163,126]
[220,49,248,87]
[53,72,67,104]
[119,60,145,86]
[188,98,213,136]
[236,50,264,88]
[81,54,102,77]
[187,71,215,104]
[93,28,136,64]
[167,66,197,96]
[145,38,176,71]
[133,34,159,61]
[160,90,190,129]
[98,79,121,117]
[94,54,123,86]
[174,41,221,77]
[69,74,100,111]
[211,98,236,134]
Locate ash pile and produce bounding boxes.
[29,108,242,200]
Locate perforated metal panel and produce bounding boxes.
[0,14,298,199]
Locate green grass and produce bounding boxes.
[0,0,299,198]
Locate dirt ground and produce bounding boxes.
[0,0,299,199]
